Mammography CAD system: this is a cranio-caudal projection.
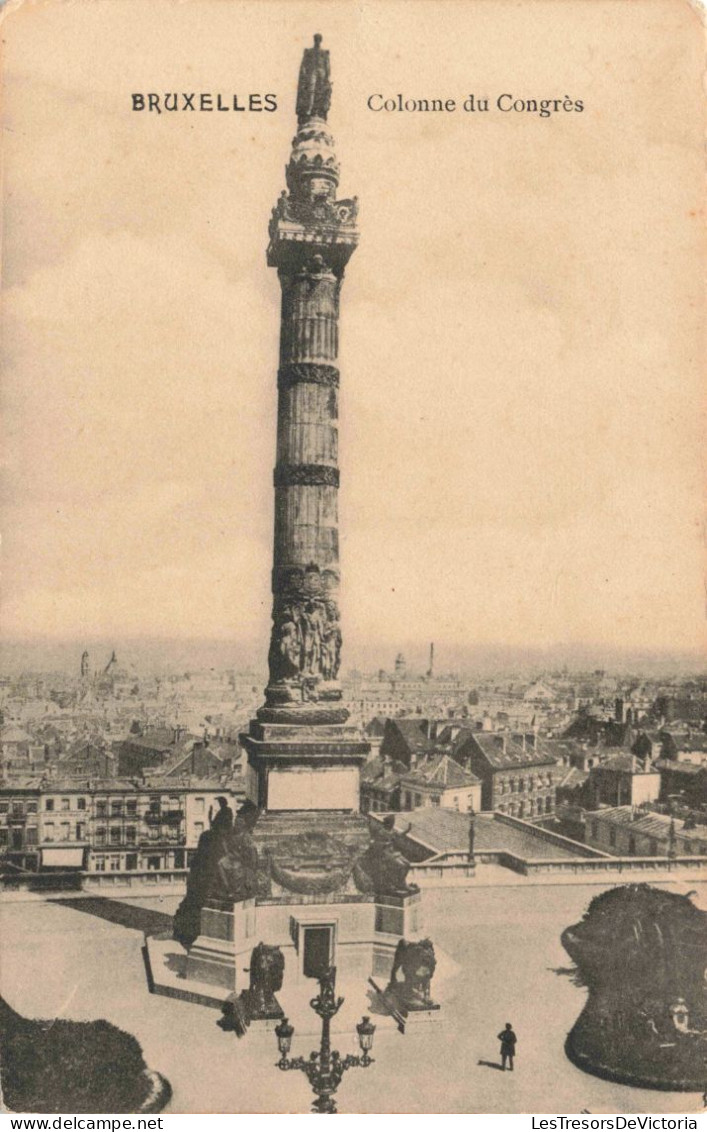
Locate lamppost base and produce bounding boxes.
[312,1095,337,1114]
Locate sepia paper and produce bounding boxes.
[1,0,705,1116]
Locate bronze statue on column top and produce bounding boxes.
[296,34,332,125]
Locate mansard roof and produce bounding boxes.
[360,755,407,792]
[402,754,480,790]
[465,732,556,770]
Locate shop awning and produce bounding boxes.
[40,847,85,868]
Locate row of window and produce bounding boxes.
[364,799,389,813]
[93,826,183,844]
[92,850,186,872]
[93,855,126,872]
[497,796,553,817]
[404,792,426,809]
[43,822,87,842]
[0,827,38,845]
[1,797,204,818]
[95,797,188,814]
[6,825,187,846]
[399,792,477,812]
[590,820,707,856]
[95,826,138,845]
[45,797,87,812]
[1,825,187,846]
[96,800,137,817]
[0,828,190,846]
[495,774,554,795]
[0,800,39,816]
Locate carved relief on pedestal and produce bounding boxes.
[320,601,342,681]
[268,830,355,895]
[267,577,343,703]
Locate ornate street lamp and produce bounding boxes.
[274,966,376,1114]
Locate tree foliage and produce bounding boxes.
[0,997,153,1113]
[562,885,707,1090]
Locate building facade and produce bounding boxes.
[0,780,244,878]
[399,755,481,814]
[587,753,661,809]
[0,780,40,871]
[584,806,707,857]
[455,731,558,818]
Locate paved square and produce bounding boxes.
[1,881,704,1114]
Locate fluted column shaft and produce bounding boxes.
[264,259,346,709]
[274,267,341,585]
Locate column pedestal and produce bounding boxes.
[241,719,370,812]
[185,898,257,991]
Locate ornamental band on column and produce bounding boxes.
[263,34,359,721]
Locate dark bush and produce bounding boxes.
[0,997,152,1113]
[562,885,707,1090]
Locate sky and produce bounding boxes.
[1,0,705,672]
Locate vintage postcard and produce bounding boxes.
[1,0,705,1117]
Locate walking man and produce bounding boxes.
[498,1022,517,1071]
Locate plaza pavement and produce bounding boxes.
[1,877,705,1114]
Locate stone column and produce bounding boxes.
[260,37,358,723]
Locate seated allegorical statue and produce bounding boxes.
[212,800,260,903]
[354,815,418,897]
[173,799,260,950]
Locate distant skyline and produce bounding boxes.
[1,635,705,680]
[2,2,705,661]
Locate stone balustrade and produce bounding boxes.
[408,850,707,885]
[4,853,707,896]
